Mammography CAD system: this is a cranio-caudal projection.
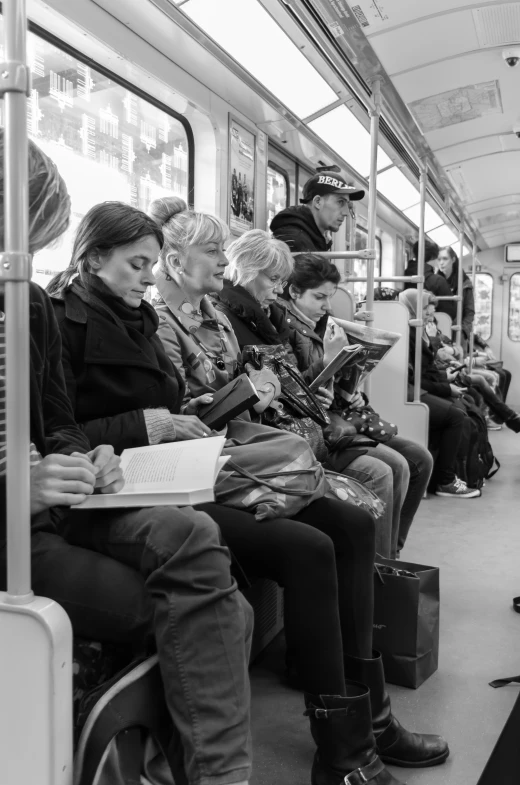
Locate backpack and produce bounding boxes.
[74,643,183,785]
[457,398,500,489]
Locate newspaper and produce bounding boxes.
[328,317,400,403]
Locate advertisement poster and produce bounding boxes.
[229,118,255,235]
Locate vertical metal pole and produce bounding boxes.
[4,0,32,602]
[456,220,464,349]
[365,78,381,397]
[413,166,427,402]
[467,240,477,373]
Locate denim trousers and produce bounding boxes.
[345,436,433,559]
[0,504,254,785]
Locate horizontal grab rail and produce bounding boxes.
[341,275,424,283]
[434,294,462,302]
[292,249,376,260]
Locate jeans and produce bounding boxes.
[345,452,404,560]
[59,505,254,785]
[365,436,433,557]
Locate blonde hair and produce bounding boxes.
[0,131,70,254]
[225,229,293,287]
[148,196,229,271]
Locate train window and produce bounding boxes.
[297,165,314,203]
[474,273,493,341]
[508,273,520,342]
[266,164,289,230]
[352,225,382,303]
[268,145,296,206]
[4,19,193,289]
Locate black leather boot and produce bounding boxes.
[304,683,406,785]
[344,651,449,768]
[505,413,520,433]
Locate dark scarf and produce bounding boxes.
[73,273,159,338]
[216,280,284,345]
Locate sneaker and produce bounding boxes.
[435,477,481,498]
[486,417,502,431]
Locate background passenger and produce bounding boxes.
[437,245,475,348]
[400,289,480,500]
[404,239,456,321]
[270,170,364,252]
[148,198,448,781]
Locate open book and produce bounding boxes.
[75,436,229,509]
[310,317,400,401]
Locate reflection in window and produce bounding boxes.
[508,273,520,342]
[351,226,382,303]
[474,273,493,341]
[8,20,191,288]
[266,165,288,230]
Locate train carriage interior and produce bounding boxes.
[1,0,520,784]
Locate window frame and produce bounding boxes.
[25,16,196,204]
[508,272,520,342]
[474,272,494,342]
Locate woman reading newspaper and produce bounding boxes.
[217,239,432,560]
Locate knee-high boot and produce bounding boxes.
[304,683,405,785]
[344,651,449,768]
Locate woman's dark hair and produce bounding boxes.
[281,253,340,299]
[412,238,439,263]
[47,201,164,296]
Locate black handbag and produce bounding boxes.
[241,345,330,460]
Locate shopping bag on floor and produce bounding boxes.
[372,557,440,689]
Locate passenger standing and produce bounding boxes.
[270,170,364,252]
[437,245,475,348]
[404,239,457,321]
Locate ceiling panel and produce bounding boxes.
[435,135,503,167]
[456,151,520,204]
[467,194,520,215]
[369,10,479,75]
[346,0,495,37]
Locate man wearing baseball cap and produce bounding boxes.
[270,170,364,252]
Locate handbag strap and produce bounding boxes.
[224,459,320,498]
[486,457,501,480]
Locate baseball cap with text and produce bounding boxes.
[300,172,365,203]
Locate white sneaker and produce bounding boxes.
[435,477,481,498]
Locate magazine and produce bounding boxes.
[318,317,400,402]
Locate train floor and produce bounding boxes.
[249,426,520,785]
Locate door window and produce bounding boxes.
[474,273,493,341]
[508,273,520,341]
[352,225,382,303]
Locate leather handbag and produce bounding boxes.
[241,344,329,460]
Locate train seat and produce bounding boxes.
[330,284,355,322]
[369,301,429,450]
[435,311,453,340]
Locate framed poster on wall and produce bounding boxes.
[229,116,255,235]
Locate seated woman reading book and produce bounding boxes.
[1,138,253,785]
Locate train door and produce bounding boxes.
[500,268,520,407]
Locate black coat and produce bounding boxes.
[403,260,457,320]
[408,329,451,399]
[270,205,331,252]
[51,282,185,455]
[1,283,91,541]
